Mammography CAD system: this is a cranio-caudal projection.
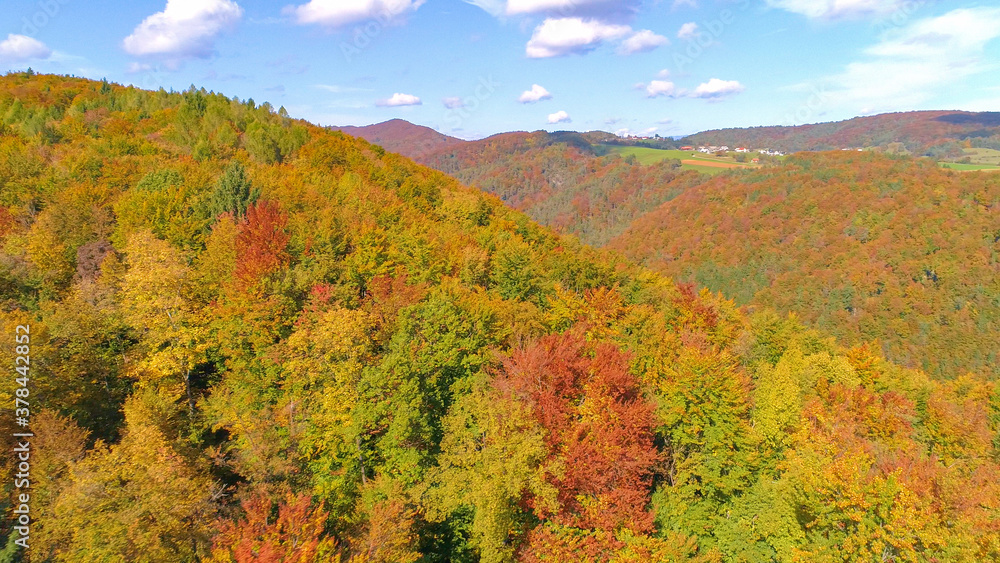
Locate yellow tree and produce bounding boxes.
[752,346,804,449]
[120,230,208,412]
[41,392,215,562]
[285,303,375,511]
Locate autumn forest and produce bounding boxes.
[1,73,1000,563]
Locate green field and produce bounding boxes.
[940,161,1000,171]
[961,147,1000,164]
[939,147,1000,171]
[605,146,757,175]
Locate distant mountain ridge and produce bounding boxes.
[328,119,642,163]
[682,110,1000,155]
[328,118,465,158]
[334,111,1000,164]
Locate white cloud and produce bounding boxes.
[645,80,677,98]
[443,97,465,109]
[616,126,658,137]
[0,34,52,64]
[766,0,908,19]
[518,84,553,103]
[691,78,745,98]
[677,22,699,40]
[619,29,669,54]
[657,69,671,78]
[509,0,588,13]
[816,8,1000,113]
[123,0,242,60]
[377,92,422,106]
[547,110,571,124]
[526,17,631,58]
[287,0,425,27]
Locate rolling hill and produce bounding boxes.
[331,112,1000,251]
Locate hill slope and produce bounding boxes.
[1,74,998,562]
[611,151,1000,378]
[326,121,708,247]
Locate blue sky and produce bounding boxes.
[2,0,1000,138]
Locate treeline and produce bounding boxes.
[0,74,998,562]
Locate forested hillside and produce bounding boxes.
[611,151,1000,379]
[683,111,1000,156]
[2,74,999,563]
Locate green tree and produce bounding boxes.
[652,346,756,547]
[356,288,497,486]
[431,384,552,563]
[204,162,258,220]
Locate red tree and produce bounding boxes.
[210,493,339,563]
[498,332,660,534]
[234,200,290,290]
